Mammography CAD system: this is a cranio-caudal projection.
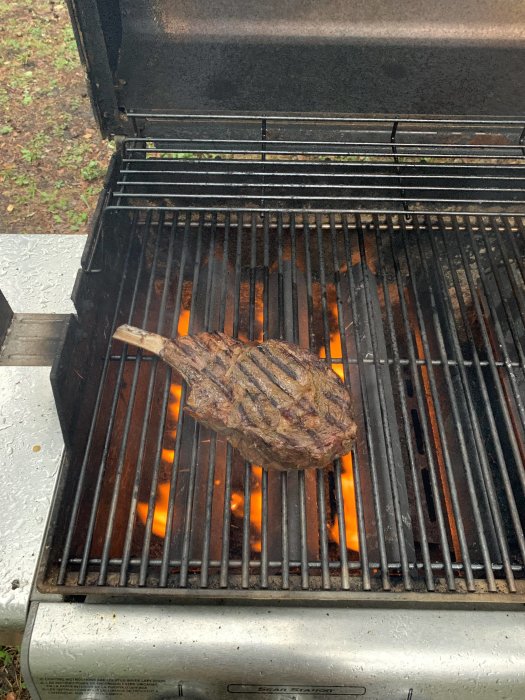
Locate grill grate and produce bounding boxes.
[108,114,525,215]
[41,209,525,597]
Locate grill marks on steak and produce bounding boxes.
[113,325,357,471]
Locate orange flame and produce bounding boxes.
[230,466,263,552]
[177,309,191,337]
[319,302,345,381]
[137,482,171,538]
[230,302,265,552]
[320,302,359,551]
[230,491,244,514]
[136,308,191,537]
[161,448,175,463]
[255,306,264,343]
[411,304,461,558]
[169,384,182,422]
[328,454,359,551]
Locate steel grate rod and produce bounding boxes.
[372,214,434,591]
[413,217,497,591]
[428,218,518,591]
[97,210,168,586]
[57,213,140,586]
[118,212,180,586]
[156,214,192,587]
[63,557,525,574]
[106,116,525,215]
[340,215,392,591]
[77,212,163,586]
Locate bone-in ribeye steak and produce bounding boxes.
[113,325,357,471]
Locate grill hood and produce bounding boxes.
[68,0,525,137]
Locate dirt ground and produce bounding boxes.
[0,0,112,235]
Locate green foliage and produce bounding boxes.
[58,141,92,168]
[68,210,89,230]
[20,132,50,163]
[0,644,28,697]
[0,648,14,665]
[81,159,104,181]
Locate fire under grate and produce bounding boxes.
[40,210,525,597]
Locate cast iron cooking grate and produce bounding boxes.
[40,207,525,598]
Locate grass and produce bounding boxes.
[20,132,50,163]
[0,0,113,233]
[81,159,106,181]
[0,647,29,700]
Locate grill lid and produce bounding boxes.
[67,0,525,137]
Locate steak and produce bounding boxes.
[113,325,357,471]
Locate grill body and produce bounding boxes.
[23,604,525,700]
[23,0,525,695]
[23,113,525,699]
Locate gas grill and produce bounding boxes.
[19,1,525,698]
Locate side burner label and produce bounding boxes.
[228,686,366,696]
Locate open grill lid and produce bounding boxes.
[68,0,525,137]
